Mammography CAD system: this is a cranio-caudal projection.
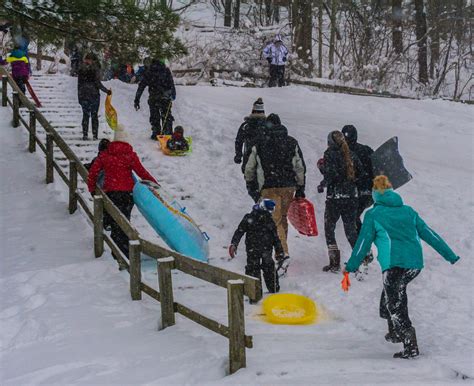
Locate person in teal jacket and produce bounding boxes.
[344,175,460,359]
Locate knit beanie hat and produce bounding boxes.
[258,199,276,212]
[342,125,358,144]
[252,98,265,114]
[113,124,129,143]
[98,138,110,152]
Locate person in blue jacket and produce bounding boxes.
[344,175,460,359]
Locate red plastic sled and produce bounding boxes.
[288,198,318,236]
[26,80,42,107]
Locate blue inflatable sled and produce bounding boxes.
[133,179,209,262]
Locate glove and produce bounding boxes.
[134,100,140,110]
[317,158,325,170]
[229,244,237,259]
[295,186,305,199]
[451,256,460,264]
[107,89,112,95]
[283,57,287,62]
[317,184,325,194]
[234,155,242,164]
[267,57,272,64]
[275,253,285,262]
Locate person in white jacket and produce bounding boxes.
[263,34,288,87]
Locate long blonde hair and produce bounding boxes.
[332,131,355,181]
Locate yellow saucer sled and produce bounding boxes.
[263,293,317,325]
[157,135,193,156]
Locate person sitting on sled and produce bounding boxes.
[166,126,189,151]
[229,199,283,296]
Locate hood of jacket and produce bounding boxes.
[268,123,288,137]
[372,189,403,207]
[107,141,134,156]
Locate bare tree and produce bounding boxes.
[392,0,403,54]
[224,0,232,27]
[414,0,428,84]
[292,0,313,75]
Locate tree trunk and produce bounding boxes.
[318,1,323,78]
[265,0,273,26]
[427,0,440,78]
[328,0,337,79]
[233,0,240,28]
[224,0,232,27]
[415,0,428,84]
[36,41,43,71]
[292,0,313,76]
[392,0,403,54]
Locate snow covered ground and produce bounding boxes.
[1,77,473,384]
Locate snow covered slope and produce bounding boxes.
[1,78,473,384]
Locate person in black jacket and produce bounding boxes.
[77,52,111,140]
[244,114,306,262]
[317,130,365,272]
[341,125,374,233]
[229,199,283,294]
[134,58,176,139]
[234,98,266,169]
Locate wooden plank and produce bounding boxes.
[52,160,68,185]
[228,280,246,374]
[103,234,129,270]
[140,282,160,301]
[12,92,19,127]
[93,195,104,258]
[129,240,142,300]
[140,239,262,301]
[29,110,36,153]
[157,257,176,329]
[76,193,93,221]
[69,160,78,214]
[2,75,8,107]
[45,134,54,183]
[175,302,253,349]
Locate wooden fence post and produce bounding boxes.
[93,195,104,257]
[2,75,7,107]
[227,279,246,374]
[129,240,142,300]
[157,257,175,329]
[29,110,36,153]
[45,133,54,183]
[68,160,77,214]
[12,91,20,127]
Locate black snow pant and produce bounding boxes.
[107,191,135,258]
[356,194,374,234]
[13,76,27,95]
[380,267,421,340]
[80,98,100,138]
[269,65,285,87]
[324,198,359,248]
[148,96,174,135]
[245,249,279,293]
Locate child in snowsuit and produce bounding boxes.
[7,47,30,95]
[229,199,283,294]
[344,175,460,359]
[166,126,189,151]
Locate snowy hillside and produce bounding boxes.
[1,77,473,384]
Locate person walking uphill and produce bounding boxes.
[317,130,365,272]
[244,113,306,263]
[134,58,176,139]
[87,125,157,260]
[263,34,288,87]
[229,199,283,295]
[77,52,111,140]
[344,175,460,359]
[7,46,30,95]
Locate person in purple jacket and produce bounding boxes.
[7,47,30,95]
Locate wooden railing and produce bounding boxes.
[0,68,261,375]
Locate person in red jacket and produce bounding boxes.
[88,125,157,258]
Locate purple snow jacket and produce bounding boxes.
[7,49,30,79]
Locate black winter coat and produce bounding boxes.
[77,63,108,102]
[348,142,374,194]
[245,124,306,190]
[231,208,284,255]
[320,146,365,199]
[234,114,266,161]
[135,61,176,103]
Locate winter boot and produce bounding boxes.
[92,120,99,140]
[393,327,419,359]
[150,126,161,140]
[385,320,402,343]
[323,246,340,272]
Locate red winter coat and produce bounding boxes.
[87,141,157,193]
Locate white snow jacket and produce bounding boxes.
[263,43,288,66]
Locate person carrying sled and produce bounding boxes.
[229,199,283,295]
[244,113,306,266]
[166,126,189,151]
[134,58,176,139]
[317,130,364,272]
[87,125,157,260]
[263,34,288,87]
[77,52,111,140]
[344,175,460,359]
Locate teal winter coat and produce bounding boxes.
[345,189,459,273]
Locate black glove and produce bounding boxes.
[134,100,140,110]
[295,186,305,199]
[283,57,287,62]
[317,184,325,194]
[267,57,272,64]
[107,89,112,95]
[234,154,242,164]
